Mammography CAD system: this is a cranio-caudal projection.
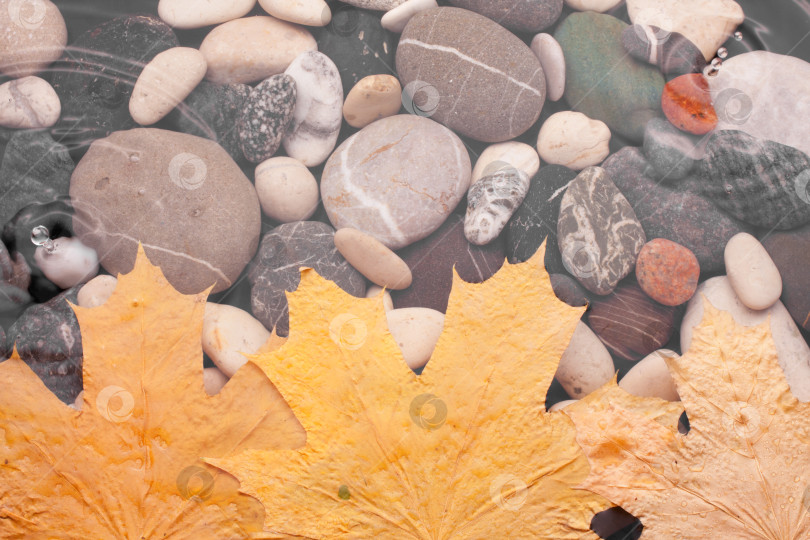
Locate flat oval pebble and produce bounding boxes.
[254,157,319,222]
[199,16,317,84]
[565,0,622,12]
[661,73,717,135]
[203,367,229,395]
[386,307,444,370]
[724,232,782,311]
[622,24,707,75]
[158,0,257,29]
[238,74,297,163]
[321,114,470,250]
[537,111,611,171]
[130,47,207,126]
[0,0,67,78]
[556,321,615,398]
[471,142,540,185]
[34,237,99,290]
[397,7,546,142]
[619,349,679,401]
[762,225,810,331]
[557,166,646,295]
[447,0,563,33]
[366,285,394,311]
[381,0,438,33]
[0,76,61,129]
[464,168,530,246]
[202,302,271,377]
[681,277,810,401]
[343,74,402,129]
[283,51,343,166]
[635,238,699,306]
[588,281,677,362]
[335,228,412,290]
[258,0,330,26]
[530,33,565,102]
[77,275,118,308]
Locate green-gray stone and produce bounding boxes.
[555,12,665,142]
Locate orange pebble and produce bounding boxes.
[661,73,718,135]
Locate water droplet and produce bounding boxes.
[31,225,55,253]
[138,188,146,196]
[681,501,688,507]
[734,31,743,41]
[698,512,707,519]
[789,496,795,503]
[129,153,140,163]
[711,57,723,68]
[717,47,728,59]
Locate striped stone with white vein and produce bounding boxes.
[557,166,646,295]
[396,6,546,142]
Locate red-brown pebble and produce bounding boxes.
[635,238,700,306]
[661,73,717,135]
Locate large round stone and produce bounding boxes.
[396,7,545,142]
[321,115,471,250]
[70,128,260,294]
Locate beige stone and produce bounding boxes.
[258,0,331,26]
[343,75,402,129]
[556,321,615,399]
[724,232,782,311]
[203,367,229,395]
[386,307,444,369]
[255,157,319,222]
[564,0,623,13]
[335,228,412,289]
[130,47,207,126]
[471,142,540,184]
[35,237,99,289]
[202,303,271,377]
[0,0,67,78]
[537,111,611,170]
[366,285,394,311]
[548,399,577,412]
[77,275,118,308]
[619,349,680,401]
[199,16,317,84]
[530,33,565,102]
[0,76,60,128]
[381,0,438,33]
[158,0,257,29]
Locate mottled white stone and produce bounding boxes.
[0,76,60,128]
[530,33,565,102]
[619,349,680,401]
[724,232,782,311]
[537,111,611,170]
[130,47,207,126]
[381,0,438,33]
[282,51,343,166]
[471,142,540,184]
[464,168,530,246]
[34,237,99,289]
[255,157,319,222]
[199,16,317,84]
[259,0,331,26]
[386,307,444,369]
[202,302,271,377]
[682,277,810,401]
[158,0,257,29]
[556,321,615,398]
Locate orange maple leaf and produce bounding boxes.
[0,246,304,539]
[568,300,810,539]
[209,245,613,538]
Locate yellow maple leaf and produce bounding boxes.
[209,245,612,538]
[0,246,304,539]
[568,300,810,539]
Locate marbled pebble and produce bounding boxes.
[464,168,530,246]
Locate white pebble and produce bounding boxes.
[203,366,229,395]
[548,399,577,412]
[381,0,438,33]
[537,111,611,170]
[0,76,60,129]
[530,33,566,102]
[258,0,331,26]
[158,0,257,29]
[724,232,782,311]
[619,349,680,401]
[34,237,99,289]
[77,275,118,308]
[471,141,540,184]
[365,285,394,311]
[386,307,444,370]
[202,303,271,377]
[255,157,319,222]
[556,321,615,399]
[564,0,624,13]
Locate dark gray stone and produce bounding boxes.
[248,221,366,336]
[643,117,703,181]
[698,130,810,230]
[447,0,563,33]
[762,225,810,332]
[238,74,297,163]
[0,131,74,226]
[550,273,589,307]
[622,24,707,75]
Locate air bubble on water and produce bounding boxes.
[711,58,723,68]
[717,47,728,59]
[31,225,55,253]
[734,31,743,41]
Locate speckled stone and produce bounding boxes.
[397,7,546,142]
[602,146,751,273]
[557,167,646,295]
[447,0,563,33]
[622,24,707,75]
[3,287,82,404]
[698,130,810,231]
[248,221,366,336]
[321,114,471,250]
[173,82,251,163]
[661,73,717,135]
[50,15,179,152]
[464,168,530,246]
[635,238,699,306]
[588,281,677,362]
[238,74,297,163]
[391,214,505,313]
[0,0,67,78]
